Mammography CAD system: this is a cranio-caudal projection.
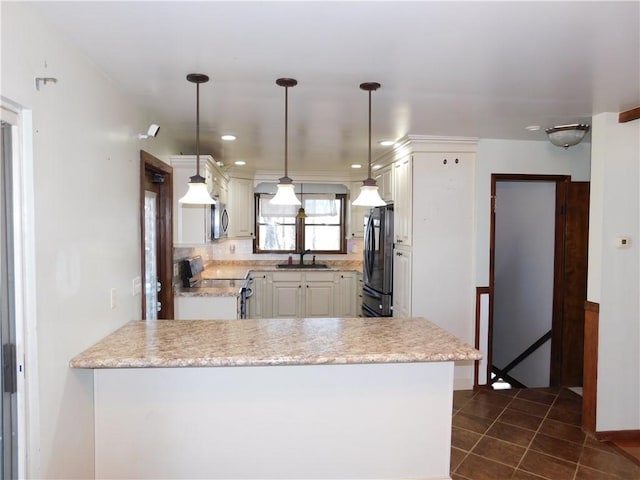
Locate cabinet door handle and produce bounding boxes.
[397,239,403,243]
[396,252,403,256]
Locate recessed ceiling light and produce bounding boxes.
[525,125,541,131]
[216,161,224,167]
[372,164,382,171]
[234,160,246,166]
[378,140,395,146]
[221,134,237,141]
[351,164,362,169]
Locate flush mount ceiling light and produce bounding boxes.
[138,123,160,139]
[221,134,236,141]
[378,140,395,146]
[234,160,246,166]
[353,82,386,207]
[179,74,216,205]
[545,124,590,149]
[270,78,301,206]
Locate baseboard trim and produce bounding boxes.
[596,429,640,442]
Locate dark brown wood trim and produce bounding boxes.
[489,174,569,389]
[584,300,600,313]
[619,106,640,123]
[583,301,599,433]
[596,430,640,442]
[550,179,568,386]
[474,286,490,387]
[140,151,174,319]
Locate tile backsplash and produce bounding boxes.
[173,238,363,287]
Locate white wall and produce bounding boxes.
[493,181,556,387]
[476,139,591,286]
[1,4,180,477]
[588,113,639,431]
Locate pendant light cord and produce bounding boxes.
[284,84,289,179]
[367,88,372,181]
[195,80,201,176]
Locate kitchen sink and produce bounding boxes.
[276,263,329,269]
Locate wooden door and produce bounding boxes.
[551,181,590,386]
[140,151,173,319]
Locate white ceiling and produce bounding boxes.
[31,1,640,173]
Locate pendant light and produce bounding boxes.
[296,184,307,219]
[352,82,386,207]
[270,78,301,206]
[179,73,216,205]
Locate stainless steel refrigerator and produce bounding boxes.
[362,204,394,316]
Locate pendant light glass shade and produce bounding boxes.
[352,82,386,207]
[353,183,386,207]
[545,124,590,149]
[271,182,301,205]
[179,73,216,205]
[179,181,215,204]
[270,78,301,206]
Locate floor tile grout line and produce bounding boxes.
[453,388,639,480]
[454,389,525,476]
[511,389,567,479]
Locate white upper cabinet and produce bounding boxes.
[393,155,412,246]
[374,164,394,203]
[171,155,226,246]
[228,177,255,238]
[349,181,368,238]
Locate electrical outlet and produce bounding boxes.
[132,276,142,296]
[110,288,116,309]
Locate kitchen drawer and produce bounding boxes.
[272,271,303,282]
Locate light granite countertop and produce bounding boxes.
[69,317,481,369]
[176,261,364,297]
[200,261,364,280]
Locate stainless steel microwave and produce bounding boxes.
[211,203,229,240]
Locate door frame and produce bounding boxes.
[140,151,173,319]
[488,174,569,387]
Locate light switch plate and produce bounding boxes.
[133,276,142,296]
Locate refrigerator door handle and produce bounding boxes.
[364,213,375,279]
[362,284,383,299]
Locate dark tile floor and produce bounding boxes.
[451,388,640,479]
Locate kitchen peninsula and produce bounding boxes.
[71,317,481,479]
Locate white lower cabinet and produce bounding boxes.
[271,273,305,317]
[356,272,364,316]
[269,271,336,318]
[174,295,238,320]
[335,272,357,317]
[247,272,270,319]
[241,270,362,319]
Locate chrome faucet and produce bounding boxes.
[299,249,311,265]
